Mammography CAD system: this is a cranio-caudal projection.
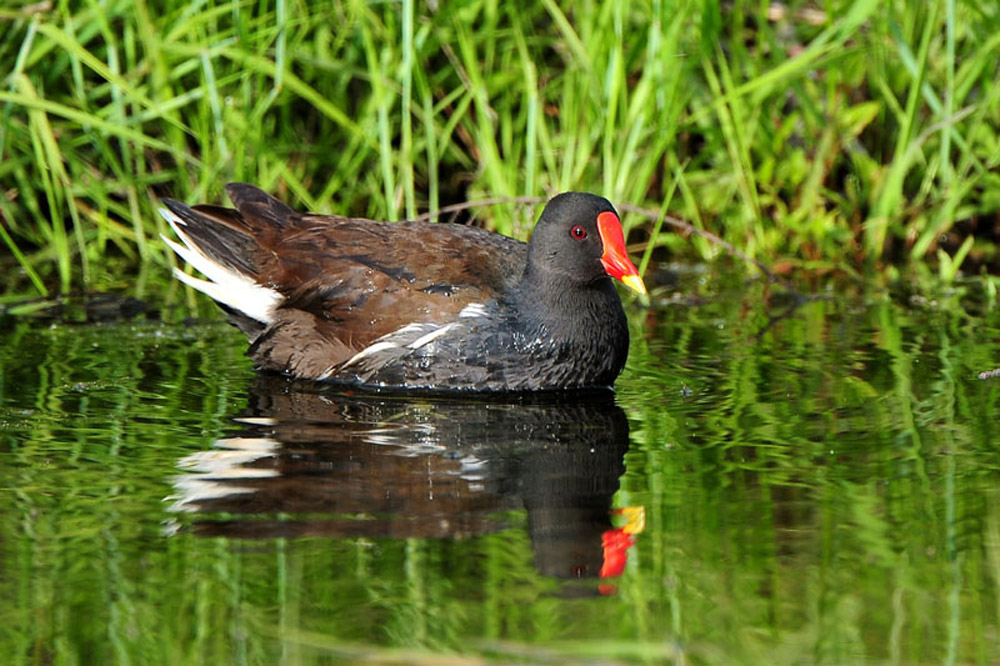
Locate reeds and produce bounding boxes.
[1,0,997,297]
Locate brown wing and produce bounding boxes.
[169,183,528,378]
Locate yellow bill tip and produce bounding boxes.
[620,272,647,296]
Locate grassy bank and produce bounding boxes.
[1,0,998,298]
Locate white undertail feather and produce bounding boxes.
[159,207,283,324]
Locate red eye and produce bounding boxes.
[571,225,587,240]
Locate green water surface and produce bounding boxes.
[1,275,998,664]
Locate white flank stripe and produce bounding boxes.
[459,302,488,318]
[337,319,457,370]
[160,207,283,324]
[340,341,400,367]
[391,322,431,338]
[407,323,455,349]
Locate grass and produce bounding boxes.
[0,0,998,298]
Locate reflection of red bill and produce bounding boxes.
[597,506,645,595]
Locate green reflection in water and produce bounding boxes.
[0,280,998,664]
[616,281,1000,664]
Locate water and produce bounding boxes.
[1,274,999,664]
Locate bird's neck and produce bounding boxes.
[513,266,626,345]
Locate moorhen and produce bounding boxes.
[161,184,646,391]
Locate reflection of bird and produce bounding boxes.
[161,185,645,391]
[169,378,636,583]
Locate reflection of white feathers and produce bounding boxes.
[457,455,490,481]
[166,437,279,513]
[363,422,445,456]
[362,422,491,483]
[165,413,494,523]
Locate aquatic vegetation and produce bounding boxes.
[0,1,998,298]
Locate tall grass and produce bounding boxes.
[0,0,998,297]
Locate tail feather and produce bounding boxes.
[161,199,259,276]
[225,183,298,230]
[160,202,283,325]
